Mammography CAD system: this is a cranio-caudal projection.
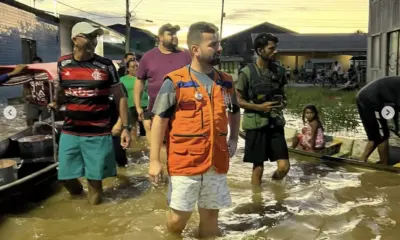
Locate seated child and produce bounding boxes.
[292,104,325,151]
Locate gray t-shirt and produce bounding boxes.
[152,66,239,118]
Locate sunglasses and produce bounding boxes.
[77,33,99,41]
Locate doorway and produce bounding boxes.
[21,38,37,64]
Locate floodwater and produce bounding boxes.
[1,138,400,240]
[1,91,400,239]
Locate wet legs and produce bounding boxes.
[252,159,290,185]
[166,208,220,239]
[360,139,389,164]
[61,178,103,205]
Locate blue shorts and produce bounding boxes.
[58,133,117,180]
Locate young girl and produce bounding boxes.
[292,105,325,151]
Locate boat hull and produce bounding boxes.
[0,125,58,208]
[239,127,400,173]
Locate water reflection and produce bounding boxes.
[2,94,400,239]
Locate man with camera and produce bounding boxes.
[235,33,290,186]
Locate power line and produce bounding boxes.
[55,0,112,18]
[131,0,143,11]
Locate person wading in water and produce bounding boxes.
[356,76,400,164]
[134,23,191,144]
[48,22,131,205]
[235,33,290,185]
[149,22,240,238]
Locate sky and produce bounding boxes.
[18,0,369,46]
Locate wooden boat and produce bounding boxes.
[0,63,59,206]
[239,127,400,173]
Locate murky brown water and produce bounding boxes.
[0,102,400,239]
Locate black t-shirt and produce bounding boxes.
[357,76,400,110]
[118,66,126,77]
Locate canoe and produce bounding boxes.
[239,127,400,173]
[0,123,58,207]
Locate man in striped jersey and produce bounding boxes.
[48,22,131,205]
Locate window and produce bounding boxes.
[371,35,380,68]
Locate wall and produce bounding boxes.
[0,2,60,99]
[0,3,60,64]
[59,18,74,55]
[367,0,396,82]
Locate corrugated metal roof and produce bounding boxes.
[251,33,367,52]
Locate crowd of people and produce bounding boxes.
[1,18,399,239]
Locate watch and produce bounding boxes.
[123,125,132,131]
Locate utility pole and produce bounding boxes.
[125,0,131,53]
[220,0,225,38]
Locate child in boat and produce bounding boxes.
[292,104,325,151]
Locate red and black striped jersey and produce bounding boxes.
[57,54,119,136]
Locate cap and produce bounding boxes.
[71,22,104,39]
[158,23,180,35]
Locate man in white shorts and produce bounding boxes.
[149,21,241,238]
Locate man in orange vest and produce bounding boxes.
[149,22,241,238]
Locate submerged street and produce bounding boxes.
[1,89,400,239]
[1,138,400,239]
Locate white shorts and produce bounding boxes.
[167,168,231,212]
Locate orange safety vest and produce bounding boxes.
[165,66,234,176]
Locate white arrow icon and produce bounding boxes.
[381,106,395,120]
[3,106,17,120]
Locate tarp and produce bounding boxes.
[0,60,122,86]
[0,63,58,85]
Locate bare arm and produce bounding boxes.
[134,79,144,109]
[228,111,240,139]
[236,90,261,111]
[150,116,169,163]
[228,87,241,139]
[118,95,129,126]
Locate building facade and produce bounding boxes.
[221,22,297,63]
[368,0,400,82]
[0,0,125,100]
[0,0,60,65]
[251,33,367,73]
[222,21,367,76]
[108,24,157,56]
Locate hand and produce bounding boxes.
[256,101,279,112]
[136,107,144,121]
[24,96,33,102]
[148,161,163,186]
[47,101,58,111]
[120,129,131,149]
[227,137,238,158]
[9,64,28,76]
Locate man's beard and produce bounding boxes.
[162,41,177,50]
[260,54,274,62]
[203,54,220,66]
